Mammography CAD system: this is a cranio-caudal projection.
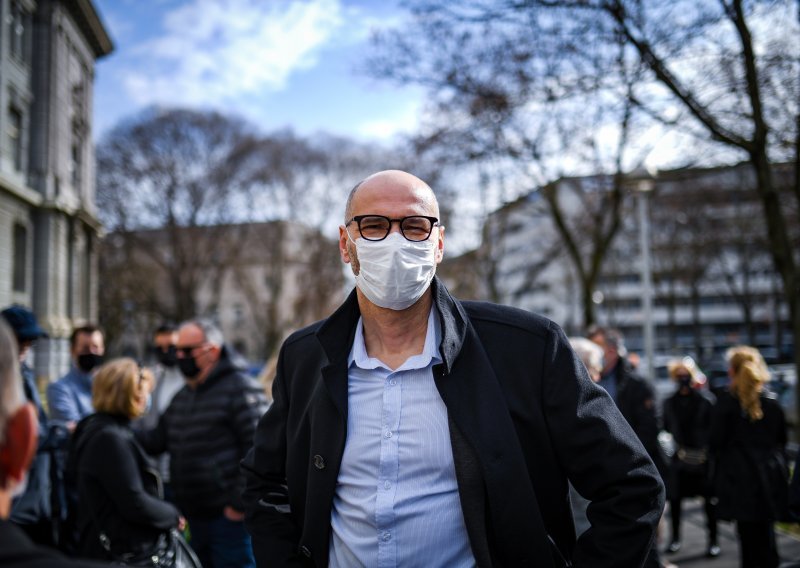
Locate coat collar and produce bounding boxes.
[315,276,467,374]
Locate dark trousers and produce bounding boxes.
[187,515,256,568]
[669,496,718,545]
[736,521,778,568]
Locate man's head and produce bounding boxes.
[587,326,625,376]
[0,305,48,363]
[0,319,37,518]
[339,170,445,310]
[153,324,178,368]
[175,319,223,385]
[569,337,604,382]
[70,325,105,374]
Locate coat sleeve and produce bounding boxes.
[542,323,665,567]
[241,345,306,566]
[82,430,179,530]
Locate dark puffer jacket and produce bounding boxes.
[137,346,269,518]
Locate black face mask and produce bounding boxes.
[156,345,178,368]
[677,375,692,389]
[77,353,104,373]
[178,356,201,379]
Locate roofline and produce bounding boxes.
[69,0,114,59]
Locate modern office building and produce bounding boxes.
[0,0,112,380]
[439,162,795,365]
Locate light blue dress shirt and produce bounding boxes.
[329,308,475,568]
[46,365,94,423]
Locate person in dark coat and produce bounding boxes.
[0,318,108,568]
[241,170,665,568]
[0,305,55,546]
[710,345,788,568]
[662,357,718,557]
[137,319,269,568]
[588,326,668,568]
[68,358,183,562]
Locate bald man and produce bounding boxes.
[242,170,664,568]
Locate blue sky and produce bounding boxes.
[92,0,423,143]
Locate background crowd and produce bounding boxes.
[0,301,798,567]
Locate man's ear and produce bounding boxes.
[0,404,37,487]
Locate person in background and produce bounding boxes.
[711,345,788,568]
[569,336,604,383]
[137,319,268,568]
[0,319,109,567]
[47,325,105,430]
[242,170,665,567]
[0,306,56,546]
[662,357,718,558]
[588,326,668,568]
[138,324,184,499]
[67,358,183,563]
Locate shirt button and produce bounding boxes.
[389,379,397,386]
[384,430,392,438]
[382,532,391,541]
[384,480,391,489]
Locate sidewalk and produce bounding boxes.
[661,498,800,567]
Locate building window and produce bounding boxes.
[70,130,83,189]
[7,107,23,171]
[12,224,27,292]
[8,1,29,63]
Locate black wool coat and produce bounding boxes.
[68,412,180,559]
[241,278,665,567]
[710,390,788,522]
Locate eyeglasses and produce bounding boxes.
[176,344,207,358]
[346,215,439,242]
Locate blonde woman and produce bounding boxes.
[710,346,788,568]
[662,358,718,557]
[66,358,185,564]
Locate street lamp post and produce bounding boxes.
[637,177,656,383]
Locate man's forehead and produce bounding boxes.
[177,324,203,343]
[352,178,437,215]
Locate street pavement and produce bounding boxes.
[660,498,800,567]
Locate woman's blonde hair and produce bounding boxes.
[726,345,770,422]
[92,358,153,419]
[668,357,698,383]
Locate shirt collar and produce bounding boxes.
[348,307,442,372]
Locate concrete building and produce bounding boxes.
[99,221,346,365]
[0,0,112,379]
[439,162,795,367]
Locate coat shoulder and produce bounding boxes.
[460,300,558,340]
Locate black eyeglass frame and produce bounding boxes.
[345,215,440,242]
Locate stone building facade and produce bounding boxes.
[0,0,111,380]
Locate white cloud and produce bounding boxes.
[355,101,420,141]
[124,0,346,107]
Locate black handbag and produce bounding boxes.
[675,446,708,475]
[100,528,201,568]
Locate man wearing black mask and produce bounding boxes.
[138,324,184,499]
[137,319,268,568]
[46,325,104,431]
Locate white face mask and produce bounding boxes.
[348,230,438,310]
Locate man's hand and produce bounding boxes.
[223,506,245,522]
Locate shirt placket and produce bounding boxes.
[375,369,402,568]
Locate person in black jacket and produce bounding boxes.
[662,358,718,557]
[711,345,788,568]
[68,358,183,562]
[0,318,108,568]
[137,319,269,568]
[241,170,665,568]
[588,326,668,568]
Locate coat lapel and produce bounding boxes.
[433,282,556,567]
